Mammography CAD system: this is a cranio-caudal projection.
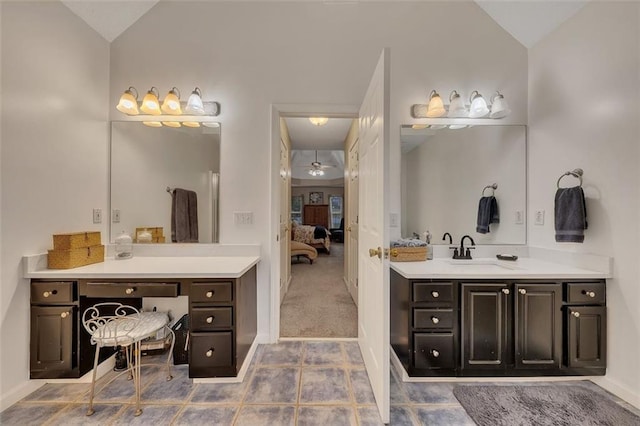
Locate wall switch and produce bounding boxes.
[112,209,121,223]
[93,208,102,224]
[390,213,399,228]
[515,210,524,224]
[534,209,545,225]
[234,211,254,225]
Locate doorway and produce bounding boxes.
[279,116,358,338]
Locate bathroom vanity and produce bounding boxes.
[25,255,259,380]
[390,257,608,378]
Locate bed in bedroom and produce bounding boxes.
[292,223,331,254]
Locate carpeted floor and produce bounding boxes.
[280,243,357,338]
[453,383,640,426]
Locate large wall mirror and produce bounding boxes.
[400,124,526,245]
[110,121,221,243]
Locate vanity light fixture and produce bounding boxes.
[161,87,182,115]
[116,87,139,115]
[468,90,490,118]
[309,117,329,126]
[143,121,163,128]
[184,87,205,115]
[447,90,467,118]
[162,121,181,128]
[140,87,161,115]
[489,91,511,119]
[426,90,446,118]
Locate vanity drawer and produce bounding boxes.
[413,282,454,304]
[566,282,605,304]
[413,309,454,330]
[413,333,455,369]
[190,282,233,303]
[83,282,179,298]
[31,281,74,304]
[191,307,233,331]
[189,332,233,369]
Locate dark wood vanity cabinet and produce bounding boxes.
[391,270,606,377]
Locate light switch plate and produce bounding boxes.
[515,210,524,225]
[390,213,398,228]
[112,209,121,223]
[93,208,102,224]
[534,210,545,225]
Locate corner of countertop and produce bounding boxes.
[23,253,48,277]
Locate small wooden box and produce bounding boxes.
[48,245,105,269]
[136,227,164,238]
[390,246,428,262]
[52,232,101,250]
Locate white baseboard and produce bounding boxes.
[591,376,640,409]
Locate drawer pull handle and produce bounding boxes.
[43,289,58,298]
[206,291,215,298]
[572,311,580,318]
[502,288,510,295]
[431,291,439,298]
[60,312,69,319]
[431,349,440,358]
[519,289,527,295]
[206,348,215,357]
[584,291,596,298]
[125,288,135,295]
[431,316,440,324]
[206,316,215,324]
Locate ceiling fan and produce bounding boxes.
[304,151,335,176]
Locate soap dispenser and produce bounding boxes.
[115,231,133,260]
[423,230,433,260]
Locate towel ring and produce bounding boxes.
[557,168,583,188]
[482,183,498,197]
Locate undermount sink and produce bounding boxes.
[446,259,522,270]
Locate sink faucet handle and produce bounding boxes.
[449,246,459,258]
[465,246,475,258]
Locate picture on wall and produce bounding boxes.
[309,191,324,204]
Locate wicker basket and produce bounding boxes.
[48,245,105,269]
[53,231,101,250]
[390,246,428,262]
[136,227,164,238]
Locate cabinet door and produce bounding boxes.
[30,306,75,376]
[515,283,562,369]
[567,306,606,368]
[461,283,510,370]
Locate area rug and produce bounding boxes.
[453,384,640,426]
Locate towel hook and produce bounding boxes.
[482,183,498,197]
[166,186,174,194]
[556,168,583,189]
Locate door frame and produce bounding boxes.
[269,104,358,342]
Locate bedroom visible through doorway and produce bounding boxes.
[279,116,358,338]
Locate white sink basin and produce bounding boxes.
[446,259,522,271]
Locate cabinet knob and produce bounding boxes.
[431,349,440,358]
[125,288,135,295]
[205,348,214,358]
[206,291,215,298]
[572,311,580,318]
[60,312,69,319]
[431,316,440,324]
[519,289,527,295]
[587,291,596,298]
[502,288,510,295]
[206,316,215,324]
[43,291,50,298]
[431,291,440,298]
[43,290,58,298]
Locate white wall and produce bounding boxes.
[0,2,110,409]
[528,1,640,406]
[109,1,528,343]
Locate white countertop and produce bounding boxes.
[23,256,260,279]
[390,257,609,280]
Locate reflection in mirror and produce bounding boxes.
[400,125,526,245]
[110,121,220,243]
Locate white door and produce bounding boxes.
[358,49,390,423]
[279,137,291,301]
[347,138,359,304]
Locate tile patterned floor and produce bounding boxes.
[2,340,638,425]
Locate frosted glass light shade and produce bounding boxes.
[140,87,161,115]
[116,87,139,115]
[309,117,329,126]
[490,92,511,118]
[162,121,181,128]
[184,87,205,115]
[449,124,468,130]
[447,90,467,118]
[426,90,446,118]
[468,91,489,118]
[161,87,182,115]
[143,121,163,127]
[182,121,201,128]
[308,169,325,176]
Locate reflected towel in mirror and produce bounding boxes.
[171,188,199,243]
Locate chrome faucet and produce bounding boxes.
[442,232,453,245]
[451,234,476,259]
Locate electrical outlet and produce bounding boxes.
[515,210,524,224]
[112,209,121,223]
[234,211,254,225]
[534,209,545,225]
[93,208,102,224]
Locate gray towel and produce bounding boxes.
[171,188,199,243]
[555,187,587,243]
[476,196,499,234]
